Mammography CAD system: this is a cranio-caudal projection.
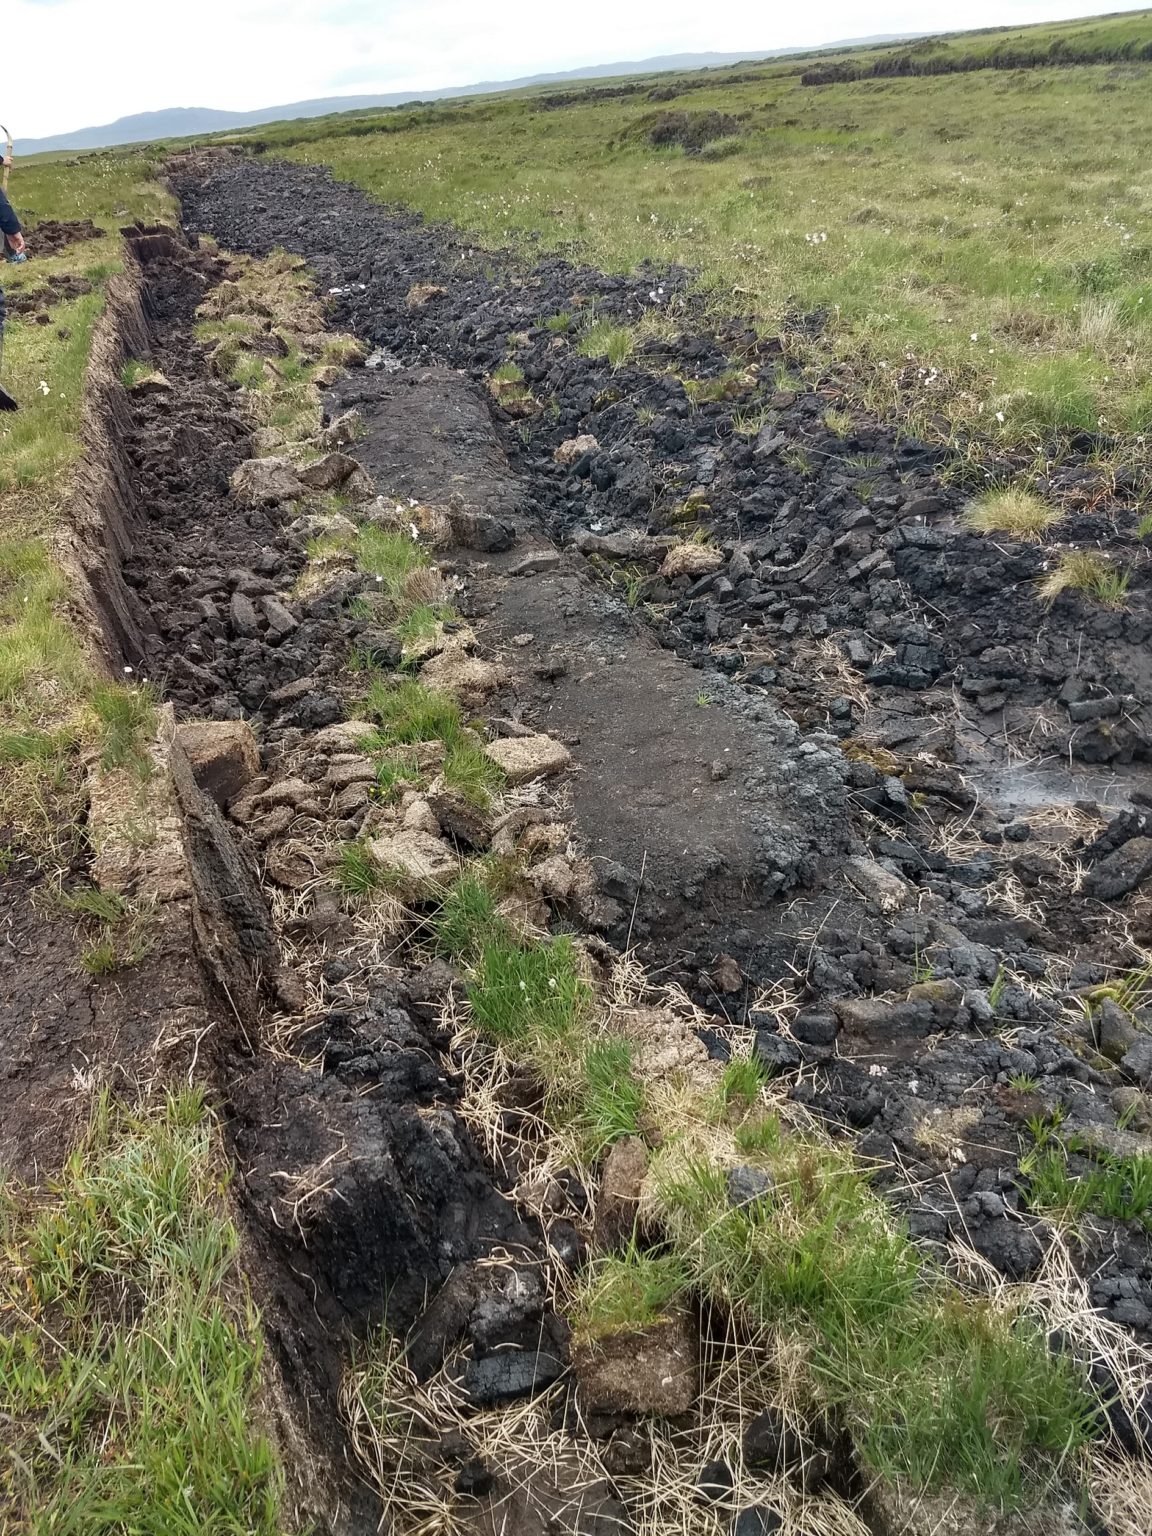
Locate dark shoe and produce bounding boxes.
[0,386,17,412]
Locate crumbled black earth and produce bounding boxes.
[26,216,103,255]
[173,153,1152,1353]
[6,270,93,322]
[112,233,597,1533]
[182,156,1152,772]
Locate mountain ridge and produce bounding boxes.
[21,37,921,153]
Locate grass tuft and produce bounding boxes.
[54,884,154,974]
[1037,549,1131,609]
[732,404,772,437]
[658,1135,1095,1504]
[395,601,454,647]
[576,1039,645,1154]
[1021,1136,1152,1231]
[355,525,428,601]
[716,1054,772,1112]
[336,840,384,895]
[822,406,854,437]
[57,885,129,925]
[577,319,636,368]
[963,487,1063,542]
[372,749,423,801]
[470,933,589,1046]
[571,1244,688,1346]
[361,675,462,746]
[434,870,504,960]
[89,682,158,773]
[442,738,506,808]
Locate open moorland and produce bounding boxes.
[263,7,1152,452]
[4,11,1152,1536]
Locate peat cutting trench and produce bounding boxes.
[9,148,1152,1534]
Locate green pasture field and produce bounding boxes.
[252,8,1152,453]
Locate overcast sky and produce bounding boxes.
[8,0,1148,138]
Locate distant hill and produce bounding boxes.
[21,38,922,153]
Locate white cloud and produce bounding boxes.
[7,0,1148,139]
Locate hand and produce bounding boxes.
[7,232,25,255]
[1,155,10,169]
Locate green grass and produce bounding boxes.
[0,723,76,765]
[732,403,773,437]
[1021,1136,1152,1231]
[988,963,1008,1013]
[683,368,752,405]
[0,154,172,861]
[395,601,455,647]
[0,1091,283,1532]
[262,10,1152,451]
[433,870,503,959]
[779,444,813,473]
[576,1039,645,1155]
[1007,1073,1040,1094]
[488,359,538,411]
[193,248,325,440]
[1083,962,1152,1015]
[577,319,636,368]
[571,1244,688,1345]
[336,839,386,895]
[347,1322,413,1441]
[822,405,855,437]
[469,933,589,1046]
[57,885,129,924]
[355,525,428,602]
[802,10,1152,83]
[1,151,172,494]
[442,737,506,808]
[120,358,154,389]
[360,675,463,746]
[658,1134,1094,1504]
[89,681,158,772]
[372,749,423,801]
[0,535,88,706]
[491,360,525,384]
[54,884,154,974]
[715,1054,772,1111]
[435,890,654,1155]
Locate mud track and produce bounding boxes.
[175,151,1152,1354]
